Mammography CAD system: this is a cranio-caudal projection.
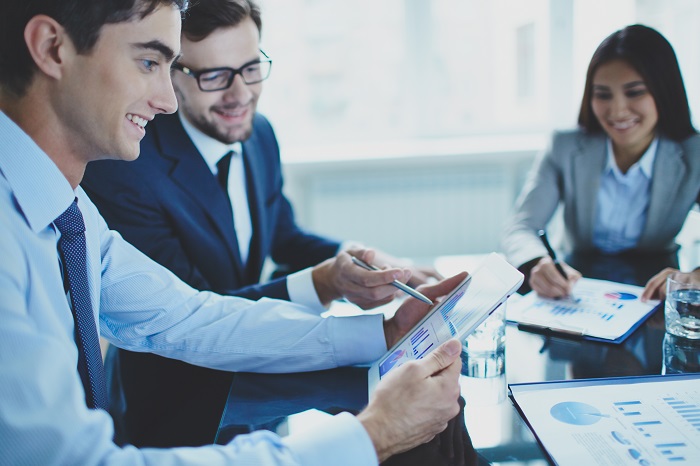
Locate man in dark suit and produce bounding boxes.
[82,0,440,448]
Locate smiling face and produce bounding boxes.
[172,17,262,144]
[55,4,181,164]
[590,59,659,159]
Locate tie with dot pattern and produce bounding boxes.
[54,199,109,410]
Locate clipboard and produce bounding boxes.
[507,278,661,344]
[508,373,700,466]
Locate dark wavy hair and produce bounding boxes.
[578,24,696,141]
[182,0,262,42]
[1,0,189,98]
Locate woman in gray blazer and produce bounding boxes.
[502,24,700,298]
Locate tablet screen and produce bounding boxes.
[376,255,521,379]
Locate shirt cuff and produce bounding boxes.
[282,412,378,466]
[287,268,326,312]
[330,313,387,366]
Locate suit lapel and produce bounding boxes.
[573,134,607,246]
[155,114,245,278]
[638,138,684,247]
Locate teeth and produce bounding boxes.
[126,113,148,128]
[218,109,244,117]
[610,120,636,130]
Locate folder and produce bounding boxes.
[507,278,661,344]
[509,373,700,465]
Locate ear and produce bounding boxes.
[23,15,74,81]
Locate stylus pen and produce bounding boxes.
[537,230,568,280]
[350,256,434,305]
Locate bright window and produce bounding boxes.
[256,0,700,161]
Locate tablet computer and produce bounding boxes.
[367,253,523,396]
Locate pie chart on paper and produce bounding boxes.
[550,401,607,425]
[604,291,637,301]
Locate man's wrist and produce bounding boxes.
[311,259,340,306]
[357,410,392,462]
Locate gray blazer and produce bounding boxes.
[502,129,700,269]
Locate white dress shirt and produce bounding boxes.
[178,113,324,310]
[593,138,657,253]
[0,111,383,465]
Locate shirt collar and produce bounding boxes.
[0,111,75,233]
[178,112,243,174]
[605,137,658,179]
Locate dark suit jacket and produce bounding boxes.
[82,112,340,447]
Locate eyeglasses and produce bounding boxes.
[172,50,272,92]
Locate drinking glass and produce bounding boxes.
[461,302,506,378]
[662,332,700,374]
[665,272,700,339]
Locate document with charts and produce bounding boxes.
[509,374,700,466]
[507,278,660,343]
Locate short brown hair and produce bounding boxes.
[182,0,262,42]
[1,0,189,98]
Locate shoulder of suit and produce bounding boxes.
[678,132,700,154]
[252,112,274,134]
[674,133,700,173]
[547,128,588,156]
[249,112,280,153]
[551,128,605,145]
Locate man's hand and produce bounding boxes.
[358,339,463,462]
[311,249,411,309]
[370,248,444,288]
[529,256,581,298]
[383,272,469,348]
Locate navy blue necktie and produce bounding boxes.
[55,199,109,410]
[217,150,234,200]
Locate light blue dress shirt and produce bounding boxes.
[0,111,383,465]
[593,138,657,253]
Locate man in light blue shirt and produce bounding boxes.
[81,0,448,447]
[0,1,465,464]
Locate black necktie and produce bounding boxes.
[217,151,234,199]
[54,199,109,410]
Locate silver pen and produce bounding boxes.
[350,256,434,305]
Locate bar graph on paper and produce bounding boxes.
[510,377,700,465]
[611,391,700,463]
[507,278,659,340]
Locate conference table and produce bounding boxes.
[216,251,699,465]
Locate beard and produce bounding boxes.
[187,108,254,144]
[175,89,255,144]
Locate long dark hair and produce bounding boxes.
[578,24,696,141]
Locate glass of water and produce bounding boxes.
[461,302,506,377]
[662,332,700,374]
[665,272,700,340]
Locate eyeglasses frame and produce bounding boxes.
[172,49,272,92]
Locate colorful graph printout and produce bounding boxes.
[510,375,700,465]
[507,278,659,342]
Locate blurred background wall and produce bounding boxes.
[255,0,700,268]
